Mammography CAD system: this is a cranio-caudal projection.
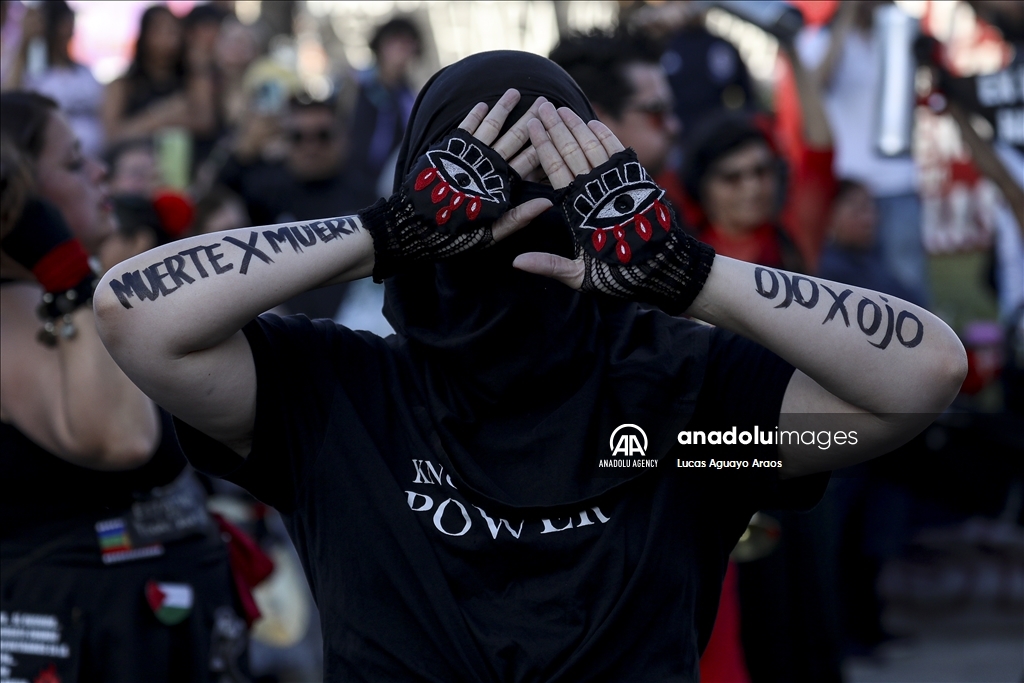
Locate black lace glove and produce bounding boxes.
[358,128,519,282]
[557,149,715,315]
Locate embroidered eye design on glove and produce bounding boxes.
[411,130,510,228]
[359,127,519,282]
[564,158,672,264]
[556,149,716,316]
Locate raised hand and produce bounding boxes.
[516,104,715,315]
[359,89,551,281]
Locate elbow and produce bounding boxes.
[93,277,127,351]
[101,436,157,470]
[938,338,969,408]
[917,336,968,414]
[57,432,156,471]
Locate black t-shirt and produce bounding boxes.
[175,314,827,682]
[1,409,186,540]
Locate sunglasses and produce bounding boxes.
[288,128,335,144]
[625,100,674,129]
[711,161,775,186]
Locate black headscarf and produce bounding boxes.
[387,51,709,515]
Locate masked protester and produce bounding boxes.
[0,92,249,683]
[94,52,966,680]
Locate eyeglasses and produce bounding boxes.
[625,100,675,129]
[288,128,335,145]
[710,161,775,186]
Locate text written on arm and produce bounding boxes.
[753,266,924,350]
[107,218,359,309]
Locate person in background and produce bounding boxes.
[661,1,756,145]
[682,28,836,274]
[98,193,173,273]
[213,16,261,134]
[681,38,845,683]
[550,28,681,179]
[18,1,105,158]
[818,178,926,306]
[101,5,216,147]
[105,137,162,197]
[345,16,421,207]
[918,1,1024,325]
[183,2,230,169]
[0,91,249,683]
[797,0,929,304]
[218,93,361,318]
[192,184,250,236]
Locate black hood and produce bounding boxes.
[384,51,709,514]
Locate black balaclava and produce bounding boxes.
[386,51,709,515]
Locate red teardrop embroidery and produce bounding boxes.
[415,167,437,191]
[466,197,481,220]
[592,229,607,251]
[635,214,652,241]
[431,182,450,204]
[616,240,632,263]
[612,225,625,241]
[436,206,452,224]
[654,200,670,231]
[449,192,465,210]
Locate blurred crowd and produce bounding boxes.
[0,1,1021,682]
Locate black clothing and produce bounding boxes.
[175,51,826,680]
[384,51,720,511]
[217,158,364,318]
[218,158,363,229]
[0,411,185,539]
[123,73,185,118]
[0,409,248,682]
[663,27,755,143]
[175,313,827,681]
[345,72,416,207]
[1,523,246,683]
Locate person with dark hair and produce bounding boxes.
[101,5,216,147]
[217,94,362,318]
[105,136,162,196]
[0,91,249,682]
[344,15,422,206]
[192,184,249,236]
[818,179,925,306]
[94,51,965,680]
[550,28,680,176]
[16,0,106,157]
[681,31,837,274]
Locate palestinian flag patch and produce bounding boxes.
[145,581,193,625]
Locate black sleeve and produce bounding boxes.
[173,314,347,513]
[688,327,830,512]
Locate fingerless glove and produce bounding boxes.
[359,129,518,281]
[558,150,715,315]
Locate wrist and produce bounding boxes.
[358,195,406,283]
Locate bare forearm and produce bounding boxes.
[95,216,373,357]
[687,256,967,415]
